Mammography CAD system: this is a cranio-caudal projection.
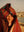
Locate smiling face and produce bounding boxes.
[7,14,14,23]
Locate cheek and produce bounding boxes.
[10,17,14,22]
[7,17,10,22]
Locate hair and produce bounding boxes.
[8,15,17,32]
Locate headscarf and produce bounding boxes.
[0,3,21,32]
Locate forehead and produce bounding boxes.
[7,14,13,18]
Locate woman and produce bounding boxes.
[0,3,21,32]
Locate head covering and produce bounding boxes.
[0,3,21,32]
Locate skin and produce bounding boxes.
[7,14,14,26]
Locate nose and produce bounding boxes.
[8,16,10,20]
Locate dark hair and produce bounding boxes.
[8,15,17,32]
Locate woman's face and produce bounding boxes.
[7,14,14,23]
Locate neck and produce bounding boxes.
[8,20,15,32]
[8,22,12,26]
